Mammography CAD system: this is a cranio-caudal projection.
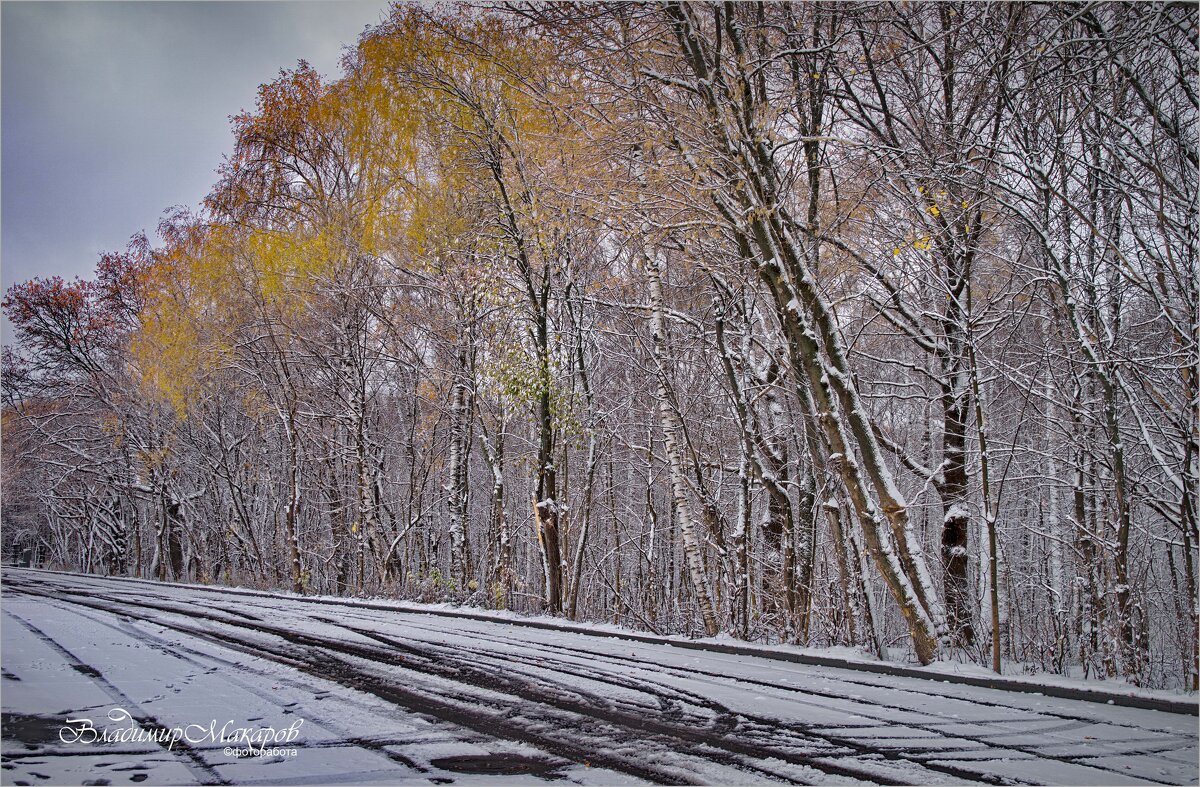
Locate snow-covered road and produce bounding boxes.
[2,569,1196,786]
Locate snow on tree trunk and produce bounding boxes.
[647,251,719,637]
[535,497,563,614]
[446,354,471,588]
[281,404,305,595]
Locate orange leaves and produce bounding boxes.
[132,6,597,425]
[130,220,230,416]
[215,61,372,229]
[231,60,332,178]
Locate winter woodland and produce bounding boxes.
[3,3,1196,689]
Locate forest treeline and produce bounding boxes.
[2,2,1195,688]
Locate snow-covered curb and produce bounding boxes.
[8,567,1197,716]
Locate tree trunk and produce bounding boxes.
[647,251,719,636]
[447,351,472,587]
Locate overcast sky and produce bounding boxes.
[1,0,391,342]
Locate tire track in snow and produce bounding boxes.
[2,607,230,785]
[14,596,457,779]
[228,594,1190,782]
[8,572,1195,785]
[6,579,811,785]
[20,568,1193,716]
[315,606,1189,785]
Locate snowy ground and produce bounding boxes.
[2,569,1196,786]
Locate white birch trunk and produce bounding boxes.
[646,251,719,636]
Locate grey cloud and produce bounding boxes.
[2,0,389,342]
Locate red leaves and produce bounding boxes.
[2,235,154,375]
[2,275,101,368]
[95,233,154,324]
